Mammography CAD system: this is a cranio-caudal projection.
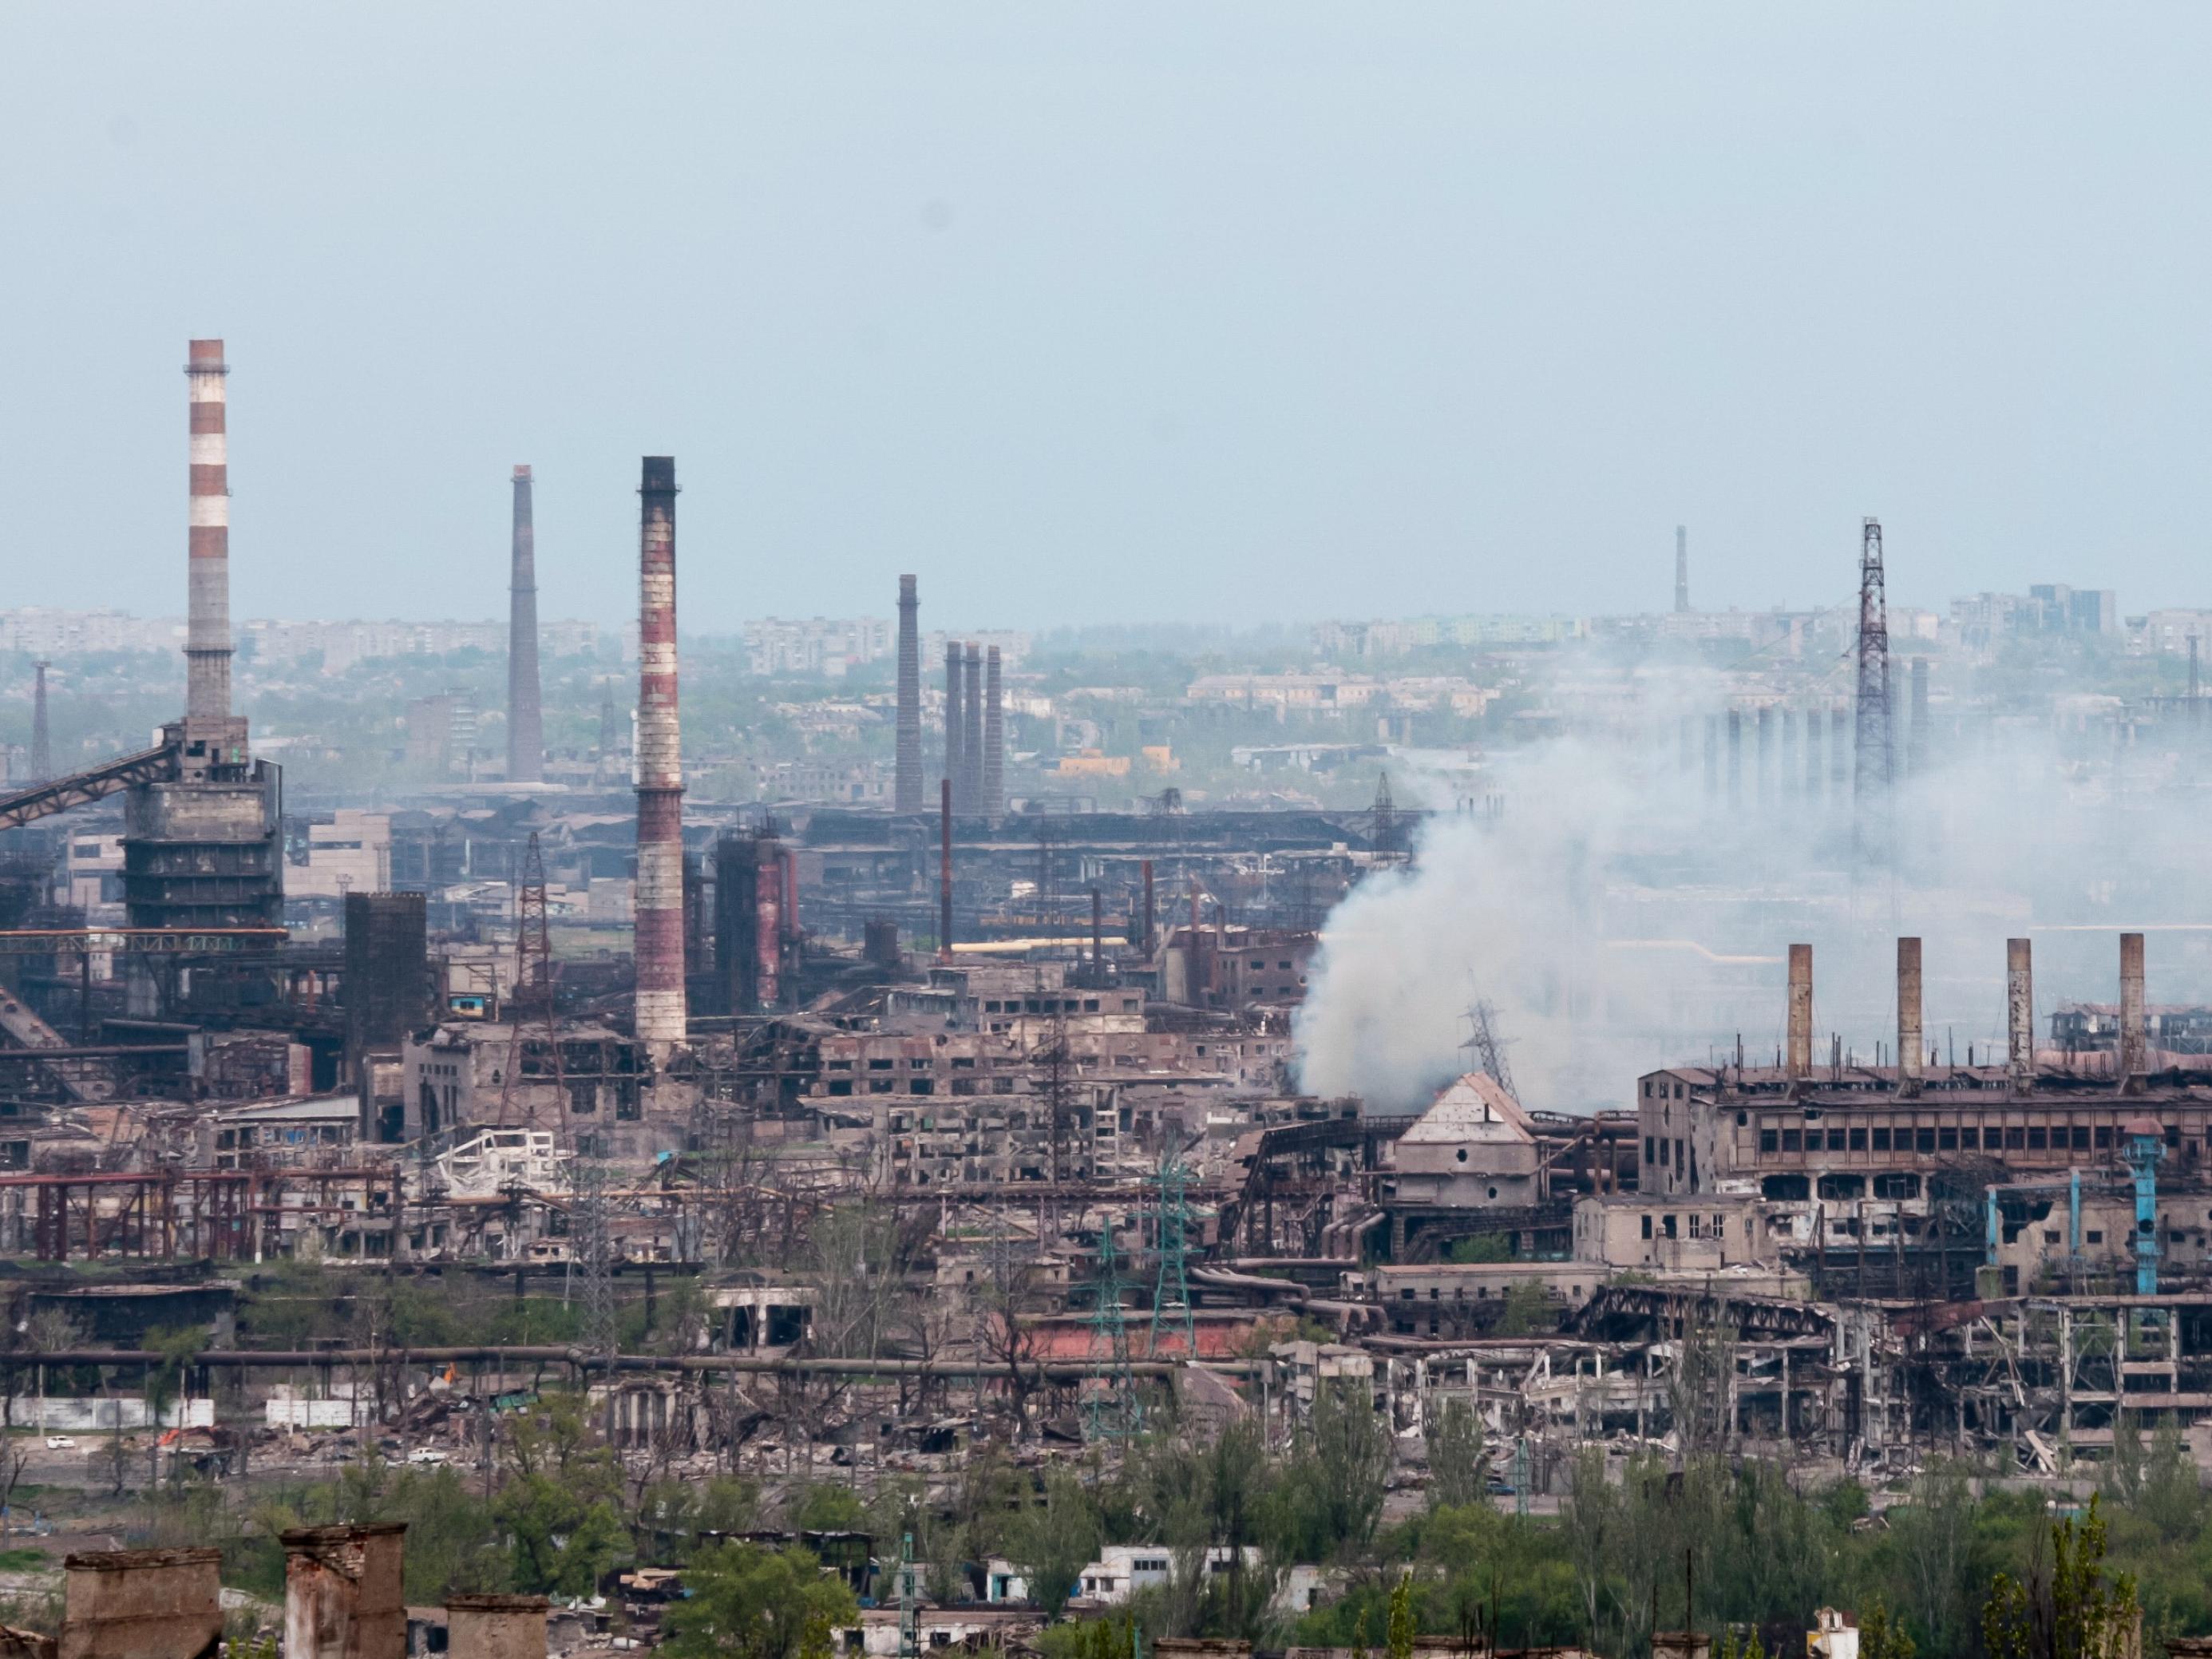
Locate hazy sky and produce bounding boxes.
[5,5,2210,632]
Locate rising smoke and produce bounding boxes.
[1293,665,2212,1115]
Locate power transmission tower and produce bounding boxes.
[1853,517,1893,868]
[1084,1212,1141,1443]
[1147,1154,1196,1357]
[495,832,567,1138]
[573,1157,617,1367]
[897,1531,920,1659]
[1371,772,1399,861]
[1462,1000,1516,1097]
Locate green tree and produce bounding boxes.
[1274,1380,1389,1561]
[495,1474,625,1597]
[1386,1570,1415,1659]
[1424,1398,1486,1510]
[1982,1495,2139,1659]
[660,1542,857,1659]
[1862,1596,1917,1659]
[1008,1465,1103,1616]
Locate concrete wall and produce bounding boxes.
[445,1596,547,1659]
[60,1547,222,1659]
[283,1524,407,1659]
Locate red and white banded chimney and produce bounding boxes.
[185,339,232,729]
[633,456,687,1053]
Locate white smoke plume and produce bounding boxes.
[1293,667,2212,1115]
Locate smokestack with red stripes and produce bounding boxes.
[185,340,233,734]
[633,457,687,1054]
[507,465,544,784]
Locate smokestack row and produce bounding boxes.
[633,457,687,1053]
[895,576,922,813]
[184,339,232,731]
[937,638,1003,817]
[507,466,544,784]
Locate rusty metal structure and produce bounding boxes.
[506,465,543,784]
[894,574,922,814]
[631,457,686,1053]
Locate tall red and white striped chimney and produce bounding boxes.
[185,340,233,732]
[633,457,687,1054]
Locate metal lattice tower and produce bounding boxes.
[1371,771,1399,861]
[574,1156,617,1366]
[495,832,567,1137]
[1853,517,1893,865]
[1462,1000,1516,1098]
[897,1531,920,1659]
[1147,1154,1197,1357]
[1084,1212,1141,1442]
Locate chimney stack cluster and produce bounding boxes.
[940,636,1003,817]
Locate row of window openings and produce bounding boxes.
[1755,1123,2186,1155]
[1638,1213,1750,1240]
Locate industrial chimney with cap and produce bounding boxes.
[632,457,687,1053]
[506,466,544,784]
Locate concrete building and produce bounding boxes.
[1387,1073,1543,1210]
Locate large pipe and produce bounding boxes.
[506,465,544,783]
[1786,944,1812,1081]
[983,644,1004,817]
[894,576,922,813]
[1755,706,1772,807]
[1897,936,1924,1087]
[184,339,232,731]
[962,641,983,813]
[938,778,954,963]
[633,457,687,1054]
[2120,931,2147,1083]
[2007,937,2034,1087]
[943,643,964,807]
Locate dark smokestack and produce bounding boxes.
[634,456,687,1053]
[2120,931,2147,1085]
[1780,708,1796,798]
[894,576,922,813]
[1673,525,1689,613]
[29,661,49,784]
[1786,944,1812,1081]
[1908,656,1929,778]
[1142,858,1155,956]
[983,645,1004,817]
[938,778,954,963]
[507,465,544,784]
[185,339,233,731]
[1703,715,1717,798]
[943,643,964,808]
[1897,936,1924,1087]
[2006,937,2033,1087]
[962,642,983,813]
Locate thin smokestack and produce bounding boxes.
[1804,706,1822,802]
[1726,709,1742,806]
[1780,708,1796,798]
[634,456,687,1053]
[1829,706,1847,794]
[983,645,1004,817]
[1090,886,1104,987]
[2119,931,2147,1085]
[29,661,49,783]
[1703,715,1717,798]
[1786,943,1812,1081]
[1755,705,1772,808]
[938,778,954,963]
[1674,525,1689,613]
[507,465,544,784]
[2006,937,2033,1087]
[962,642,983,813]
[1142,857,1156,956]
[1897,936,1924,1087]
[185,339,232,730]
[894,576,922,813]
[1908,657,1929,778]
[943,643,964,807]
